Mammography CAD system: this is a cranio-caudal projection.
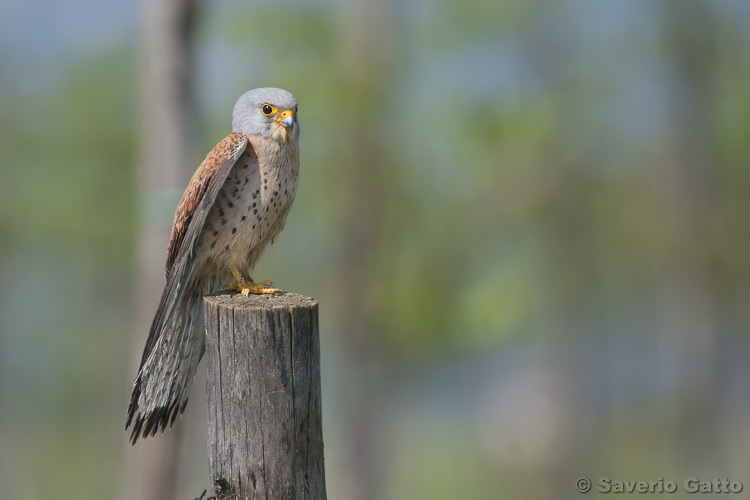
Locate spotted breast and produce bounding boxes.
[193,133,300,284]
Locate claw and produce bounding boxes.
[227,267,279,295]
[241,282,278,296]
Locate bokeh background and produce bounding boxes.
[2,0,750,499]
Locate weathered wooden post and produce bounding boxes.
[203,292,327,500]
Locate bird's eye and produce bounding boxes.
[261,104,277,116]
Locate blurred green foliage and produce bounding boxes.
[1,44,136,499]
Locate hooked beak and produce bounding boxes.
[275,109,295,129]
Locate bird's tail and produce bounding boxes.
[126,275,207,444]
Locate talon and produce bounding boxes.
[240,282,277,296]
[241,281,278,295]
[227,266,278,295]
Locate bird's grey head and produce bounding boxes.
[232,87,299,142]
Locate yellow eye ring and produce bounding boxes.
[261,104,277,116]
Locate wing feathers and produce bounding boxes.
[166,132,248,277]
[127,132,247,443]
[144,131,246,365]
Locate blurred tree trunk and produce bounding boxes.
[122,0,198,500]
[656,0,722,471]
[536,113,598,500]
[332,2,396,500]
[524,13,601,497]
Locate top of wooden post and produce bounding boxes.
[204,291,318,310]
[203,289,326,500]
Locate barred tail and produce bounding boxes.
[126,276,206,444]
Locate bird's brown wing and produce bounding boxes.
[137,131,247,376]
[127,132,247,441]
[165,132,248,277]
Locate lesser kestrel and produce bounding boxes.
[127,88,300,443]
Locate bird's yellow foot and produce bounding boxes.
[227,267,279,295]
[227,280,278,295]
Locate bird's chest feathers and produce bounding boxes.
[199,139,299,269]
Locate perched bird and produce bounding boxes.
[126,88,300,443]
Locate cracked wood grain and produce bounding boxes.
[204,292,327,500]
